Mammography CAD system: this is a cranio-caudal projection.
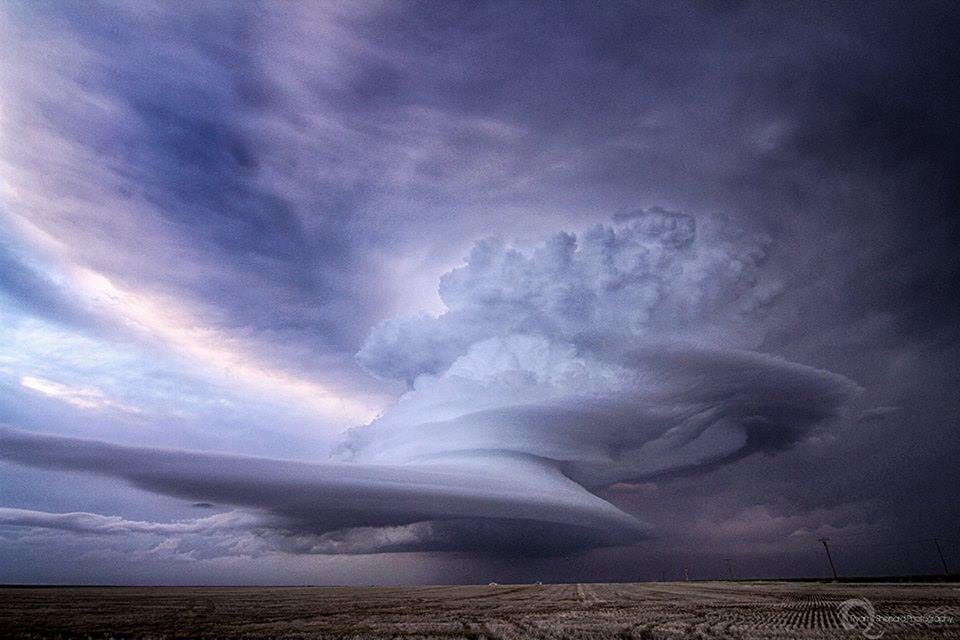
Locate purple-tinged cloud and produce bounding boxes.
[0,212,858,557]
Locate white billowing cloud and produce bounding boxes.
[345,212,852,487]
[359,208,780,384]
[0,212,857,556]
[0,507,302,560]
[0,507,264,537]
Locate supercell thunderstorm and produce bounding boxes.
[0,209,857,557]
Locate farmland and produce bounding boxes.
[1,581,957,639]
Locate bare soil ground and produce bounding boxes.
[0,581,957,639]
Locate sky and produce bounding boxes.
[0,0,958,585]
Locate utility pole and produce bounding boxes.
[683,566,690,581]
[819,538,838,580]
[933,538,950,575]
[725,558,734,580]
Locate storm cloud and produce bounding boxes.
[0,212,858,558]
[1,1,958,583]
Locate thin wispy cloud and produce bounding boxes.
[19,375,138,413]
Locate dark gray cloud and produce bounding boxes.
[0,0,958,582]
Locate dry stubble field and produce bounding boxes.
[1,581,958,639]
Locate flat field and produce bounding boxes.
[1,581,958,639]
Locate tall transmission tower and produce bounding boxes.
[933,537,951,575]
[819,538,838,580]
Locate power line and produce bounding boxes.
[829,538,942,549]
[811,531,960,543]
[812,536,954,577]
